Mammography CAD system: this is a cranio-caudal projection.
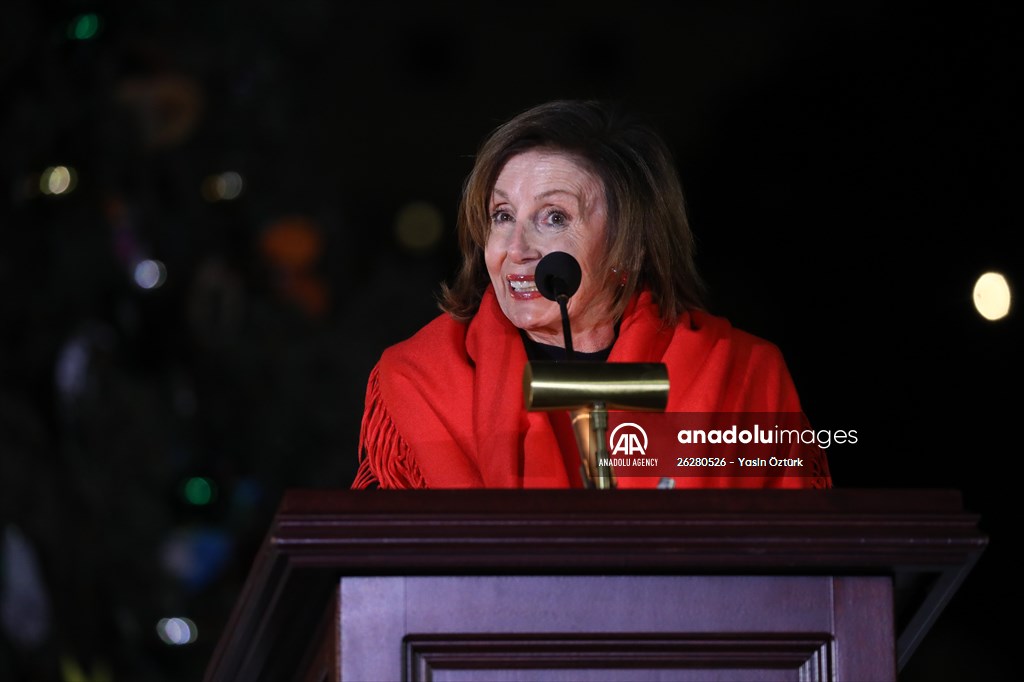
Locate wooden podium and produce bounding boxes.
[204,489,985,682]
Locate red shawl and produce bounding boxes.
[353,287,832,489]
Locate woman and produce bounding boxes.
[352,100,832,490]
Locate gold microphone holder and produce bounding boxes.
[523,361,669,489]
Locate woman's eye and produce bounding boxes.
[490,209,514,224]
[542,210,569,227]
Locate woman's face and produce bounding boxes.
[485,149,616,351]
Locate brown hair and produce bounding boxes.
[439,99,705,326]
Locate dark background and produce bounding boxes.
[1,1,1019,680]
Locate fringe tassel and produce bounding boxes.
[354,364,427,489]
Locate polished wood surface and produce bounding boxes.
[205,489,986,682]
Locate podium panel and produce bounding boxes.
[336,575,892,682]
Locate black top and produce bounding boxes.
[519,329,616,363]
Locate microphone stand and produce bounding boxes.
[554,295,613,488]
[556,294,575,362]
[592,403,613,488]
[577,401,613,489]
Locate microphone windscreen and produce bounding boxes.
[535,251,582,301]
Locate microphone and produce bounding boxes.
[535,251,582,360]
[535,251,582,302]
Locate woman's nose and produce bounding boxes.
[507,221,541,262]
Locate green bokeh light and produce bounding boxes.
[68,14,101,41]
[183,477,215,505]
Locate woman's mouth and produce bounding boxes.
[507,274,541,299]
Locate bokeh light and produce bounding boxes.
[39,166,77,196]
[133,259,167,289]
[972,272,1011,321]
[394,201,444,251]
[201,171,244,202]
[156,617,198,645]
[183,477,216,505]
[160,528,233,593]
[67,14,101,40]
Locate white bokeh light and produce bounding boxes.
[201,171,244,201]
[156,617,198,645]
[972,272,1011,321]
[133,259,167,290]
[40,166,77,195]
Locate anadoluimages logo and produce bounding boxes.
[608,422,649,456]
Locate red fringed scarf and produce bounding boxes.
[353,287,832,489]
